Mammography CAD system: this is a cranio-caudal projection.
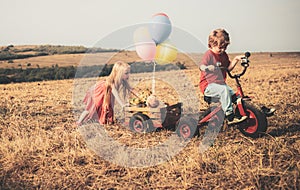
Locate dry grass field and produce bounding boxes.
[0,51,299,189]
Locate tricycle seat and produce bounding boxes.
[203,96,219,104]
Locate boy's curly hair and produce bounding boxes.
[208,28,230,48]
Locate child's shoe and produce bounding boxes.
[261,106,276,116]
[226,113,248,125]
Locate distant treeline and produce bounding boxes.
[0,45,119,61]
[0,62,186,84]
[0,65,76,83]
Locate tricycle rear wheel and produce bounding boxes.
[176,117,198,140]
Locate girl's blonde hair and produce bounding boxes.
[208,28,230,48]
[104,61,131,105]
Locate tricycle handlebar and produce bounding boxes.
[220,52,251,79]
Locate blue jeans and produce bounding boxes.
[204,83,235,116]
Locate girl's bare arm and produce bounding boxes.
[111,85,125,107]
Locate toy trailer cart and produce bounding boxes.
[124,102,182,133]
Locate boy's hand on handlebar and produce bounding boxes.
[230,55,245,69]
[233,55,244,62]
[205,65,215,72]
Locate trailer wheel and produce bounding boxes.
[129,113,153,133]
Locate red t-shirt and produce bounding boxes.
[199,50,230,93]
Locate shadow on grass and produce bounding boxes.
[268,122,300,137]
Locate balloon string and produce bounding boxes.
[152,61,156,95]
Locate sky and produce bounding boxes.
[0,0,299,53]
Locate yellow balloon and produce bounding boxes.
[155,40,177,64]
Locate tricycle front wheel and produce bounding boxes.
[237,102,268,138]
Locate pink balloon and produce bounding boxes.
[135,40,156,61]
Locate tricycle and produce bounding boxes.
[176,52,276,140]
